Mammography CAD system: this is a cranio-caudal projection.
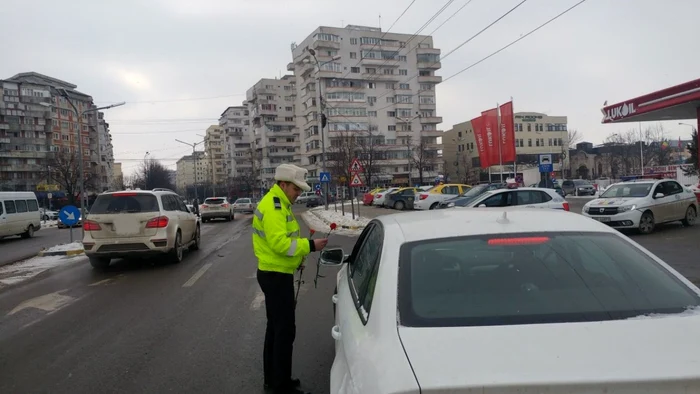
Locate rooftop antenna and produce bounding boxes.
[379,14,382,30]
[497,211,510,224]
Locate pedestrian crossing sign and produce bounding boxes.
[319,172,331,183]
[350,173,364,187]
[349,158,363,173]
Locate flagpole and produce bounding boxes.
[497,103,503,182]
[511,98,516,183]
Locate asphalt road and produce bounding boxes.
[0,224,76,267]
[1,203,699,393]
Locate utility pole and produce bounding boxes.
[176,138,205,202]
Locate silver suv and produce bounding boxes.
[82,189,200,270]
[199,197,234,222]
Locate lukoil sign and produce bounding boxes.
[603,102,637,121]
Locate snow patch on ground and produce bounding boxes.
[315,208,370,228]
[43,241,83,253]
[41,220,58,228]
[0,254,86,287]
[301,211,366,237]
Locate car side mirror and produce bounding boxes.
[320,248,345,266]
[654,193,664,199]
[477,203,486,208]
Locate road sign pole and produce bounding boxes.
[69,226,74,243]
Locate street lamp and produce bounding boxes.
[305,48,341,210]
[395,114,422,186]
[46,92,125,236]
[175,138,205,202]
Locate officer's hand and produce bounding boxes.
[314,238,329,251]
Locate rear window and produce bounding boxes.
[398,232,700,328]
[90,194,160,214]
[204,198,226,204]
[235,198,251,204]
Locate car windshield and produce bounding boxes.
[90,194,160,214]
[204,198,226,204]
[461,184,489,197]
[235,198,251,204]
[600,183,653,198]
[398,232,700,328]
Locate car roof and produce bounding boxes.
[378,207,616,243]
[99,190,175,196]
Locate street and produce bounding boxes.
[0,224,77,268]
[0,202,699,393]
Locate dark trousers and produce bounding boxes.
[257,269,296,389]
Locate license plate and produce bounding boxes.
[594,217,611,223]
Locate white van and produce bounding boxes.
[0,192,41,239]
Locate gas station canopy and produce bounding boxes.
[601,78,700,124]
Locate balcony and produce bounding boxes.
[287,62,295,72]
[416,47,441,56]
[360,57,400,67]
[417,61,441,70]
[312,39,341,50]
[419,102,436,110]
[420,129,444,137]
[0,163,45,172]
[418,75,442,85]
[419,116,443,124]
[361,73,400,82]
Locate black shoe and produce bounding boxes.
[271,388,308,394]
[264,378,301,390]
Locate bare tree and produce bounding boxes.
[567,129,583,148]
[355,128,383,188]
[235,147,262,197]
[410,137,439,185]
[458,153,474,184]
[643,124,672,167]
[48,149,95,205]
[327,130,355,186]
[133,157,176,190]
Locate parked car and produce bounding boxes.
[465,187,570,211]
[562,179,596,196]
[232,197,256,213]
[296,191,317,205]
[582,179,697,234]
[0,191,41,239]
[414,184,472,210]
[39,208,59,221]
[385,187,418,210]
[82,190,200,270]
[199,197,234,222]
[373,187,400,207]
[319,208,700,393]
[363,188,384,206]
[438,183,504,209]
[58,213,83,229]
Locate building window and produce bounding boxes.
[385,83,394,89]
[386,97,395,103]
[367,82,375,89]
[285,107,293,111]
[387,111,396,117]
[350,38,358,45]
[351,67,360,73]
[399,83,409,90]
[365,68,376,74]
[528,139,532,147]
[388,125,396,131]
[527,124,532,132]
[420,84,433,91]
[398,56,407,61]
[383,68,394,75]
[368,111,377,117]
[350,52,357,59]
[367,96,377,104]
[399,69,408,75]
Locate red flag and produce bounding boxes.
[499,101,516,162]
[678,136,682,148]
[471,116,490,168]
[481,108,499,166]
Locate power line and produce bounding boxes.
[443,0,589,83]
[110,128,206,135]
[93,93,246,105]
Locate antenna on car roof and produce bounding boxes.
[497,211,509,224]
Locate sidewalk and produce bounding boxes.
[302,206,370,236]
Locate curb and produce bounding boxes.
[0,252,38,269]
[309,210,365,230]
[37,249,85,257]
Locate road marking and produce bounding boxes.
[182,263,213,287]
[8,291,76,316]
[250,289,265,311]
[88,274,125,287]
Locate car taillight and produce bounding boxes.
[146,216,169,228]
[488,237,550,246]
[563,202,570,211]
[201,204,209,209]
[222,203,230,208]
[375,194,382,198]
[419,194,428,200]
[83,220,102,231]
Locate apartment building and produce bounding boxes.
[442,112,570,181]
[204,125,226,191]
[1,72,113,194]
[288,25,443,185]
[246,76,300,187]
[112,162,123,189]
[175,151,208,195]
[219,104,251,183]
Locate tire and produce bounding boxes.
[21,225,34,239]
[395,201,405,211]
[42,215,49,220]
[169,231,184,264]
[89,256,111,271]
[190,225,201,251]
[429,202,439,210]
[638,211,655,234]
[682,206,696,227]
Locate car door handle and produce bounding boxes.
[331,325,342,341]
[332,294,338,304]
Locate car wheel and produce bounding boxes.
[169,231,183,263]
[682,206,696,227]
[89,256,111,271]
[190,225,201,251]
[21,225,34,239]
[638,211,655,234]
[395,201,405,211]
[429,202,439,210]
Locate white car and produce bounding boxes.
[232,197,256,213]
[582,179,697,234]
[319,208,700,394]
[462,186,569,210]
[199,197,234,222]
[373,187,399,207]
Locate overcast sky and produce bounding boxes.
[3,0,698,175]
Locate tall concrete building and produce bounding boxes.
[175,151,207,195]
[112,162,123,189]
[219,105,251,185]
[442,112,570,181]
[204,124,226,192]
[246,76,300,187]
[288,25,443,186]
[0,72,113,194]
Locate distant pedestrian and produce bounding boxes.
[252,164,328,394]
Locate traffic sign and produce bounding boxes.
[319,172,331,183]
[315,190,321,196]
[339,176,347,182]
[349,158,363,173]
[538,153,553,173]
[349,173,364,187]
[59,205,80,226]
[314,183,321,191]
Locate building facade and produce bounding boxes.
[175,151,207,195]
[246,76,300,187]
[219,105,251,185]
[288,25,443,186]
[204,125,226,191]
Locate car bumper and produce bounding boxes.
[582,209,642,228]
[84,235,174,257]
[201,211,231,219]
[413,200,431,210]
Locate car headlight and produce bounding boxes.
[583,206,590,213]
[618,204,636,212]
[447,202,455,208]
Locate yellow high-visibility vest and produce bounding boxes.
[252,184,311,274]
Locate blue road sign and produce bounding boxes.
[59,205,80,226]
[538,153,554,173]
[319,172,331,183]
[315,183,321,191]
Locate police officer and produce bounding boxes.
[253,164,328,394]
